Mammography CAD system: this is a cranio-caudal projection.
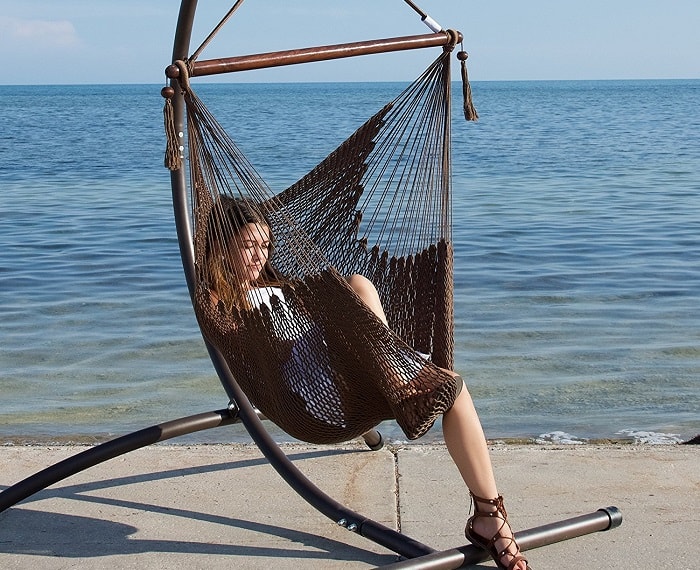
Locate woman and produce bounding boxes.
[202,197,531,570]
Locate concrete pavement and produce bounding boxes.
[0,442,697,568]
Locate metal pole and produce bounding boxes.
[0,409,237,513]
[165,31,461,79]
[169,0,198,297]
[376,507,623,569]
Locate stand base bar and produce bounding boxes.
[0,409,237,513]
[377,507,623,569]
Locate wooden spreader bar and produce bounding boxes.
[165,30,461,78]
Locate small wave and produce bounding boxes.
[535,431,588,445]
[615,429,683,444]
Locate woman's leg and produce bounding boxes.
[348,273,528,568]
[444,383,529,570]
[442,383,499,496]
[346,274,388,326]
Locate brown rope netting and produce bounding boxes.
[169,45,466,444]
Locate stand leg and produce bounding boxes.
[0,409,237,513]
[376,507,623,569]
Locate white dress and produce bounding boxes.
[246,287,345,426]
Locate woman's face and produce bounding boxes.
[228,222,271,285]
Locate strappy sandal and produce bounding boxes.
[464,492,532,570]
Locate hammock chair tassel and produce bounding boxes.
[162,85,182,171]
[457,50,479,121]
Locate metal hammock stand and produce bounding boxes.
[0,1,622,567]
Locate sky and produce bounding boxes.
[1,0,699,85]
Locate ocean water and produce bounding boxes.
[1,80,698,445]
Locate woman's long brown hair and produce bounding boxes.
[204,196,282,310]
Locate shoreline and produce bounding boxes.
[2,434,697,446]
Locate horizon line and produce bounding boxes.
[1,77,698,88]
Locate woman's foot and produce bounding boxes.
[464,493,531,570]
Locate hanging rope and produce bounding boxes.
[401,2,478,120]
[189,0,247,64]
[402,0,443,32]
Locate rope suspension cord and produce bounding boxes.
[354,48,453,257]
[167,0,451,79]
[189,0,247,64]
[163,2,475,155]
[181,78,330,279]
[402,0,443,33]
[172,33,461,262]
[188,0,443,68]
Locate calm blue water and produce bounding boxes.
[1,80,698,444]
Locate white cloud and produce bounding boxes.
[0,16,80,49]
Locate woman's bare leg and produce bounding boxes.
[442,383,498,496]
[444,382,528,569]
[346,274,388,325]
[350,274,498,489]
[348,273,527,569]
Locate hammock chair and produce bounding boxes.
[167,31,465,445]
[0,1,622,567]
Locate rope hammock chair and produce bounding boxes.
[0,2,623,567]
[164,31,467,444]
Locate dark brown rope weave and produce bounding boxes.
[180,47,461,444]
